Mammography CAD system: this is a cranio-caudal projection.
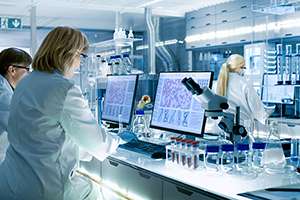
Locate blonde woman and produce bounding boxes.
[216,54,268,129]
[0,27,123,200]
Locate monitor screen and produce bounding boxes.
[261,74,294,104]
[150,72,213,137]
[101,75,138,125]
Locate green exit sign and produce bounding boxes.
[7,18,21,29]
[0,17,22,29]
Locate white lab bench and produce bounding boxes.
[81,147,300,200]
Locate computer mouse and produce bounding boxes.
[151,152,166,159]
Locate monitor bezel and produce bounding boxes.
[101,74,138,125]
[149,71,214,137]
[261,73,295,104]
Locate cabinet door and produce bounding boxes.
[102,158,131,189]
[163,181,219,200]
[126,169,163,200]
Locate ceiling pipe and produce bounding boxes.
[145,7,156,74]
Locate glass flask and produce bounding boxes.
[263,121,286,174]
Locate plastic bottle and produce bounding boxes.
[205,145,220,172]
[113,28,118,40]
[252,142,266,172]
[128,27,134,39]
[221,144,235,173]
[114,55,124,75]
[110,56,117,75]
[132,109,146,137]
[236,143,251,172]
[122,53,132,74]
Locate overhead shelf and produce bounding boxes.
[90,38,143,52]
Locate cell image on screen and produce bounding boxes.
[150,72,213,136]
[262,74,294,104]
[101,75,137,124]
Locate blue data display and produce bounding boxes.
[150,72,212,136]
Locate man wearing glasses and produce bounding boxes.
[0,48,32,163]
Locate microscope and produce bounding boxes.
[181,77,247,142]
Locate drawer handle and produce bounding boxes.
[191,26,195,29]
[241,16,247,19]
[221,9,227,13]
[222,20,228,23]
[206,23,211,26]
[287,124,296,127]
[241,5,247,9]
[176,186,193,196]
[222,41,227,44]
[285,33,293,37]
[190,16,195,20]
[138,172,151,179]
[108,160,119,167]
[206,44,211,46]
[206,13,211,16]
[240,39,246,42]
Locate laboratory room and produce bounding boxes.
[1,0,300,200]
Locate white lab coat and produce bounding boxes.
[0,75,12,163]
[226,73,268,126]
[0,71,120,200]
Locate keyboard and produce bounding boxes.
[119,139,166,159]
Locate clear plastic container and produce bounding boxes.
[132,110,146,137]
[205,145,220,172]
[252,142,266,172]
[236,143,250,172]
[221,144,235,173]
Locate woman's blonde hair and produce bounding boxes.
[32,26,89,73]
[216,54,245,96]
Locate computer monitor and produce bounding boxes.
[261,74,294,104]
[150,72,213,137]
[101,75,138,125]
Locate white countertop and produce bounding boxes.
[108,148,300,200]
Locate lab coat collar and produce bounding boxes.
[0,74,14,93]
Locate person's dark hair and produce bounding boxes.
[0,48,32,76]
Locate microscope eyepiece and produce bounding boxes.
[181,77,203,95]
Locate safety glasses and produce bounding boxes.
[12,65,30,72]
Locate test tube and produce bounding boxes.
[192,141,200,169]
[285,44,292,85]
[296,44,300,84]
[180,139,188,167]
[276,44,283,85]
[175,138,182,165]
[185,140,193,169]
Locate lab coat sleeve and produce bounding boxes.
[245,84,268,124]
[0,88,11,135]
[60,85,120,161]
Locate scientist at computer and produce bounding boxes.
[0,48,32,163]
[0,27,131,200]
[216,54,268,130]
